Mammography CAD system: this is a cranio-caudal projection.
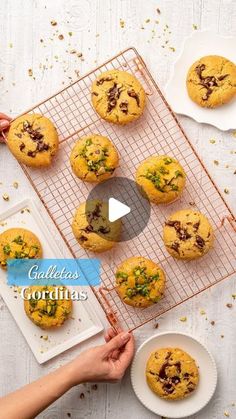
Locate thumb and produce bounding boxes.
[0,120,10,130]
[103,332,130,354]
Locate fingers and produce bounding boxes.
[103,331,131,355]
[116,333,135,372]
[0,113,11,121]
[0,120,10,131]
[104,326,123,343]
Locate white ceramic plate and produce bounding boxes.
[131,332,217,418]
[0,199,103,363]
[165,31,236,131]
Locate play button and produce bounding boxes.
[108,198,130,222]
[86,177,151,242]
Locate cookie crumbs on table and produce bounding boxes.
[2,193,9,201]
[179,316,187,322]
[226,303,233,308]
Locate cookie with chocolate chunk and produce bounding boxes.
[163,209,214,260]
[0,228,42,270]
[70,134,119,183]
[72,200,121,253]
[7,113,59,167]
[186,55,236,108]
[115,256,165,308]
[146,347,199,400]
[136,155,186,204]
[91,70,146,124]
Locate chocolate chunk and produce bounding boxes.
[92,91,99,96]
[187,382,195,392]
[159,362,168,380]
[27,150,36,157]
[193,221,200,231]
[19,143,25,151]
[83,225,94,233]
[107,82,122,112]
[174,362,181,374]
[195,63,228,101]
[79,235,88,242]
[15,133,22,138]
[171,376,180,385]
[163,383,174,394]
[96,76,112,86]
[98,226,110,234]
[119,100,128,114]
[218,74,229,81]
[165,220,181,229]
[195,234,205,248]
[127,89,140,107]
[171,242,180,253]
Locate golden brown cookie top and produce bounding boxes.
[70,134,119,183]
[136,155,186,204]
[146,347,199,400]
[91,70,146,124]
[0,228,42,270]
[7,113,59,167]
[163,209,214,260]
[115,256,165,308]
[186,55,236,108]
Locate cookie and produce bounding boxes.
[70,134,119,183]
[91,70,146,124]
[136,155,186,204]
[115,256,165,308]
[146,347,199,400]
[0,228,42,270]
[24,286,72,329]
[7,113,59,167]
[163,209,214,260]
[72,200,121,253]
[186,55,236,108]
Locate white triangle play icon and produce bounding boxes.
[108,197,131,222]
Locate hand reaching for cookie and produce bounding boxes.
[0,112,11,142]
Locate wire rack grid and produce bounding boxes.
[14,47,236,332]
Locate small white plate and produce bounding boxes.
[165,31,236,131]
[131,332,217,418]
[0,199,103,363]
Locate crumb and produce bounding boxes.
[145,19,150,23]
[226,303,233,309]
[221,335,224,338]
[224,188,229,194]
[92,384,98,390]
[156,8,161,14]
[192,24,198,30]
[169,47,176,52]
[41,335,48,341]
[79,393,85,399]
[77,52,83,58]
[224,412,230,417]
[234,170,236,174]
[120,19,125,28]
[12,181,19,189]
[213,160,219,165]
[200,309,206,315]
[232,294,236,299]
[68,32,73,36]
[232,402,235,406]
[154,322,159,329]
[179,316,187,322]
[2,193,9,201]
[40,39,44,43]
[67,414,71,418]
[50,20,57,26]
[210,321,215,326]
[9,43,13,48]
[209,139,216,144]
[58,34,64,40]
[189,201,196,206]
[28,69,33,77]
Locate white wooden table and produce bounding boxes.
[0,1,235,418]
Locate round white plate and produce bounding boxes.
[131,332,217,418]
[165,31,236,131]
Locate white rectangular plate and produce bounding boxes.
[0,199,103,363]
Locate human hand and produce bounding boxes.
[0,112,11,142]
[66,328,135,385]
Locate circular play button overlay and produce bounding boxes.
[86,177,151,242]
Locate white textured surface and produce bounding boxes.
[0,1,235,418]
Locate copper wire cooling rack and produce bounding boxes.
[15,47,236,332]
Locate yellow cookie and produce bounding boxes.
[115,256,165,308]
[0,228,42,270]
[91,70,146,124]
[24,286,72,329]
[163,209,214,260]
[186,55,236,108]
[72,200,121,253]
[146,347,199,400]
[70,134,119,183]
[7,113,59,167]
[136,155,186,204]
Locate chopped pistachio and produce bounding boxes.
[224,412,230,417]
[28,69,33,77]
[145,19,150,23]
[13,181,19,189]
[209,139,216,144]
[2,193,9,201]
[50,20,57,26]
[224,188,229,194]
[192,24,198,30]
[232,294,236,299]
[200,309,206,315]
[68,31,73,36]
[120,19,125,28]
[179,316,187,322]
[213,160,219,165]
